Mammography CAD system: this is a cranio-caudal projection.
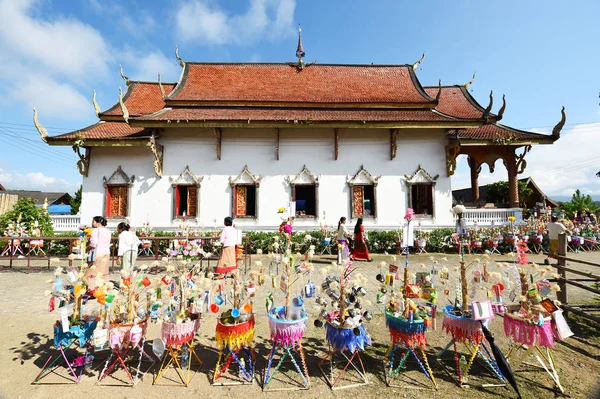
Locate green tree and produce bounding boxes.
[485,181,533,207]
[0,198,54,235]
[70,185,82,215]
[560,189,598,218]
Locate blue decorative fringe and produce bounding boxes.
[53,321,98,348]
[325,323,371,352]
[385,312,427,335]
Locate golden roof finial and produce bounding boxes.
[175,45,185,68]
[496,94,506,121]
[412,52,425,71]
[464,72,476,89]
[158,73,166,100]
[552,106,566,140]
[92,90,101,116]
[119,64,131,86]
[119,87,130,123]
[32,108,48,143]
[482,90,493,121]
[435,79,442,103]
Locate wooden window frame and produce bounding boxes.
[286,165,319,220]
[172,184,199,219]
[404,165,439,219]
[170,166,203,222]
[102,165,134,220]
[232,183,259,219]
[347,165,380,221]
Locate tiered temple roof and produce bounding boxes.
[40,57,562,147]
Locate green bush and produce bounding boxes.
[0,198,54,236]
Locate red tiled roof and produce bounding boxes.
[101,82,175,117]
[48,121,146,141]
[135,107,455,122]
[452,124,552,141]
[168,63,434,105]
[425,86,488,119]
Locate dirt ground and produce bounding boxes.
[0,252,599,399]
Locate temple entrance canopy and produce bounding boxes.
[445,112,564,208]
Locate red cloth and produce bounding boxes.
[352,225,371,260]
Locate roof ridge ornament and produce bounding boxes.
[158,73,166,100]
[482,90,493,121]
[464,72,476,90]
[119,87,130,123]
[552,106,566,140]
[119,64,131,86]
[32,108,48,143]
[496,94,506,121]
[92,90,101,116]
[296,24,305,61]
[175,45,185,68]
[412,52,425,71]
[435,79,442,103]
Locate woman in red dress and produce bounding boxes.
[351,217,372,261]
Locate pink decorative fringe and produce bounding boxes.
[268,317,306,347]
[503,316,557,348]
[162,319,200,346]
[442,314,484,343]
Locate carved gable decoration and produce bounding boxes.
[103,166,134,187]
[229,165,261,186]
[404,165,439,184]
[170,166,203,186]
[287,165,318,185]
[347,165,380,186]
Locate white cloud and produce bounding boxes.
[175,0,296,45]
[0,0,111,80]
[0,168,79,193]
[0,0,112,121]
[121,49,181,82]
[12,74,93,120]
[452,122,600,199]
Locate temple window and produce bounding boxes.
[174,185,198,217]
[287,165,319,218]
[229,166,261,219]
[404,165,439,217]
[170,166,203,220]
[347,165,380,219]
[103,166,134,218]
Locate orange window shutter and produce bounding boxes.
[175,186,181,216]
[105,187,112,217]
[236,186,247,216]
[353,186,364,216]
[188,186,197,217]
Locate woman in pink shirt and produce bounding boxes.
[88,216,112,279]
[216,216,237,274]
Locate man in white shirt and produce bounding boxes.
[546,216,568,258]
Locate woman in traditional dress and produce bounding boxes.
[351,217,372,261]
[216,216,237,274]
[336,216,351,265]
[116,222,139,272]
[88,216,111,280]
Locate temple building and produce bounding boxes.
[36,35,564,231]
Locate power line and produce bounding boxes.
[0,135,74,168]
[0,126,74,158]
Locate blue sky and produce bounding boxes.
[0,0,599,199]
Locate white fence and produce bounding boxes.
[454,208,523,226]
[51,215,81,232]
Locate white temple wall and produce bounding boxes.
[80,127,454,230]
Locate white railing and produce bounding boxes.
[51,215,81,232]
[454,208,523,226]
